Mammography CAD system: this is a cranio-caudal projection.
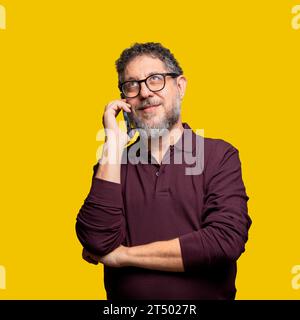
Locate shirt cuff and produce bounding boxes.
[179,231,207,272]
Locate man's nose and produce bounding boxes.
[139,81,154,98]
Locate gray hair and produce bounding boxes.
[115,42,183,84]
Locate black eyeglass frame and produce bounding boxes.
[118,72,180,98]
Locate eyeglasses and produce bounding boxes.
[119,72,180,98]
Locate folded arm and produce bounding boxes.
[82,141,251,273]
[76,160,126,257]
[87,238,184,272]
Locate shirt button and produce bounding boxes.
[155,171,160,176]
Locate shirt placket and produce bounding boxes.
[152,145,174,195]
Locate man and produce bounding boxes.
[75,42,252,300]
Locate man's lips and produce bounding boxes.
[140,104,161,111]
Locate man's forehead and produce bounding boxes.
[124,55,167,80]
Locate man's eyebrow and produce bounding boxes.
[124,71,164,82]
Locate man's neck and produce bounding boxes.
[143,120,184,163]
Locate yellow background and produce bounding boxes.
[0,0,299,299]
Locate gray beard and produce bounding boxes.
[132,95,181,140]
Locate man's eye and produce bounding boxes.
[127,81,139,88]
[149,75,162,82]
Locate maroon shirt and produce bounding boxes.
[75,122,251,300]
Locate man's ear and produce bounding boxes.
[177,75,187,100]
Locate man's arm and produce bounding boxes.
[75,160,126,257]
[75,99,132,256]
[126,238,184,272]
[95,238,184,272]
[178,142,252,272]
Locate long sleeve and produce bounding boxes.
[75,163,126,256]
[179,140,252,271]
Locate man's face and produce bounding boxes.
[123,55,185,138]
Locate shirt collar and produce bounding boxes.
[172,122,197,154]
[130,122,197,159]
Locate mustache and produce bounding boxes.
[138,99,162,110]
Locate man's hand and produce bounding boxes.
[102,99,132,148]
[82,245,128,268]
[98,245,128,268]
[96,99,133,183]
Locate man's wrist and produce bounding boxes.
[99,140,125,165]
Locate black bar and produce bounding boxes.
[0,300,299,319]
